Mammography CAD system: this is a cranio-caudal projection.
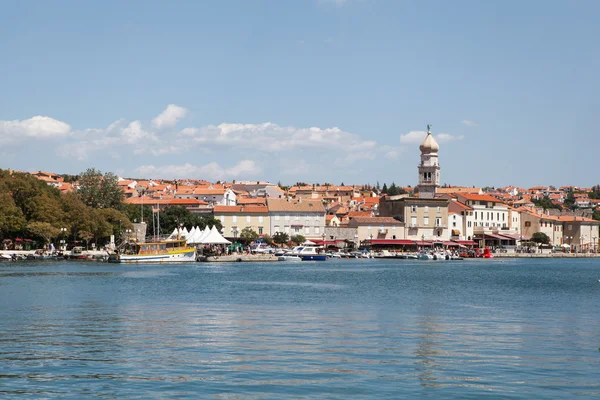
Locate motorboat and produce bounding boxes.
[278,255,302,261]
[417,252,434,260]
[297,246,327,261]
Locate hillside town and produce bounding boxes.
[14,126,599,255]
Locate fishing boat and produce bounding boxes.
[107,239,196,263]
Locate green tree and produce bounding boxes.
[0,192,26,238]
[531,232,550,245]
[381,183,388,194]
[290,234,306,245]
[272,232,289,246]
[122,203,154,224]
[387,182,399,196]
[263,234,273,246]
[77,168,124,209]
[533,195,561,211]
[26,221,61,245]
[240,227,259,242]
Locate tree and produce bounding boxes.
[123,203,153,224]
[27,221,61,245]
[273,232,289,246]
[381,183,388,194]
[533,195,561,211]
[531,232,550,245]
[263,234,273,246]
[240,227,259,242]
[0,192,26,238]
[77,168,124,209]
[290,234,306,245]
[387,182,399,196]
[592,209,600,221]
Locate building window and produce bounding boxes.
[424,217,429,226]
[411,205,417,213]
[275,215,280,221]
[232,216,237,223]
[474,212,477,220]
[285,225,290,233]
[452,222,456,228]
[315,227,320,234]
[468,221,472,227]
[219,215,224,222]
[305,226,310,234]
[246,216,251,223]
[411,216,417,226]
[424,206,429,213]
[437,206,441,213]
[568,225,572,231]
[285,215,290,221]
[295,215,299,221]
[294,227,300,233]
[258,216,264,223]
[258,227,263,234]
[436,218,441,227]
[274,225,280,232]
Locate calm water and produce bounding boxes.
[1,258,599,399]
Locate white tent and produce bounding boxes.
[195,226,210,244]
[188,226,197,240]
[182,227,189,238]
[188,226,203,244]
[303,240,317,245]
[167,228,179,240]
[201,225,231,244]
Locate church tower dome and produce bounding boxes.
[419,130,439,154]
[417,124,440,199]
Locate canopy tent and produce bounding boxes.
[167,228,179,240]
[303,240,317,245]
[181,227,189,238]
[188,226,197,240]
[201,226,231,244]
[199,226,210,242]
[187,226,202,244]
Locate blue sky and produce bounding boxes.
[1,0,598,187]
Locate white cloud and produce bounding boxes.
[436,133,464,142]
[461,120,478,127]
[135,160,262,181]
[151,104,188,129]
[400,130,464,145]
[1,116,71,144]
[399,130,427,144]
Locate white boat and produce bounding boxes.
[417,252,434,260]
[108,239,196,263]
[278,255,302,261]
[297,246,327,261]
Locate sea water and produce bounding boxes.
[1,258,599,398]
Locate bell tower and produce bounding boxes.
[417,124,440,199]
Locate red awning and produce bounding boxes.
[370,239,415,245]
[454,240,477,246]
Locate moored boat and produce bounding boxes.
[108,239,196,263]
[298,246,327,261]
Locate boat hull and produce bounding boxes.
[108,248,196,263]
[300,255,327,261]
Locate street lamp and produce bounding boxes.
[421,234,425,250]
[354,233,359,249]
[566,236,572,253]
[594,236,597,253]
[60,227,67,251]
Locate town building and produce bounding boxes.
[213,205,270,239]
[266,198,326,240]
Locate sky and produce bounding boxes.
[1,0,599,188]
